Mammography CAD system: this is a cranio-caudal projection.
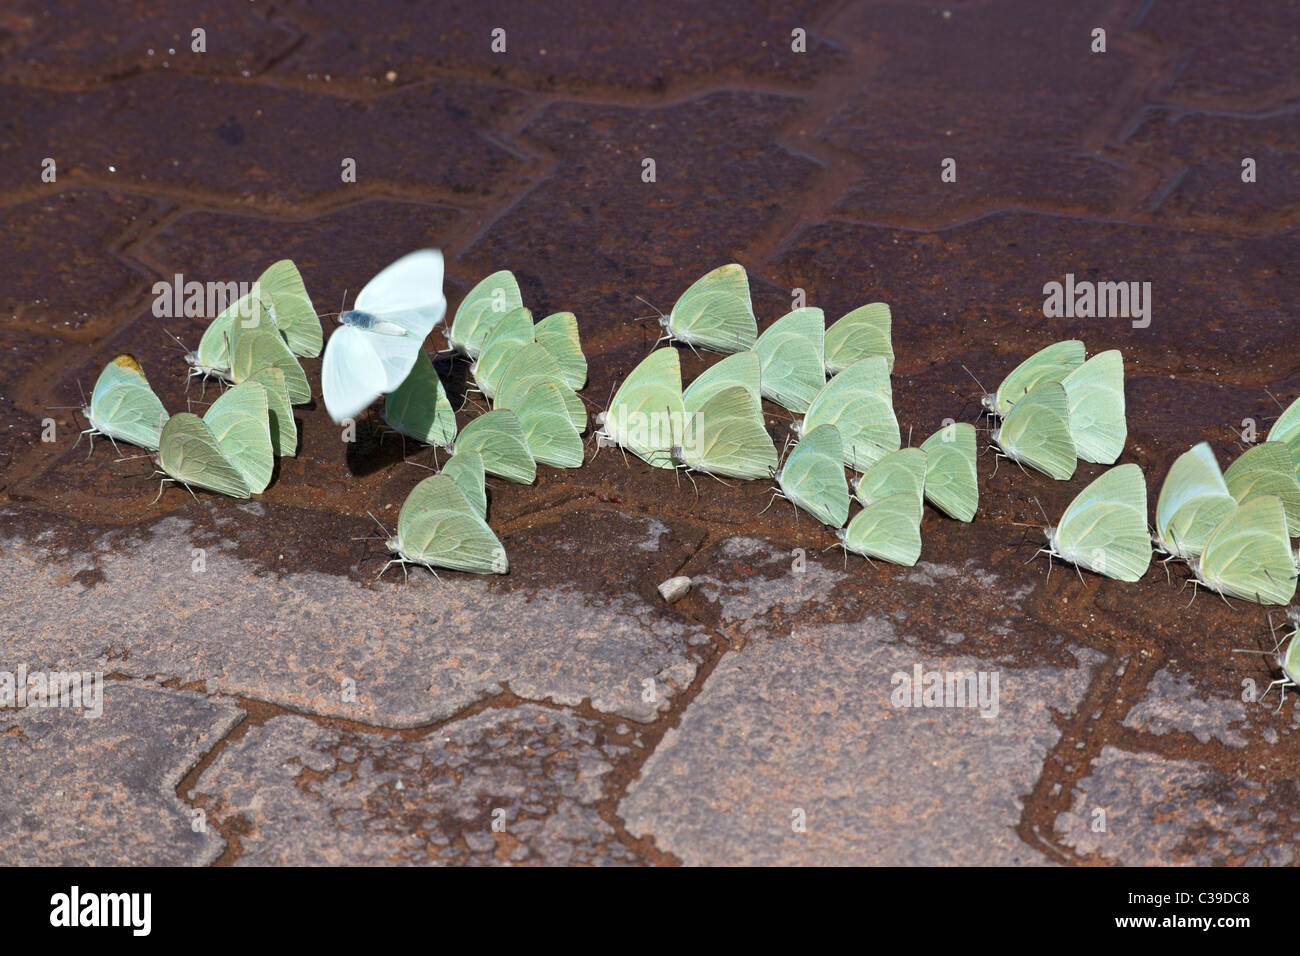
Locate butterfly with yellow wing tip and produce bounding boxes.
[656,264,757,354]
[82,354,168,453]
[382,474,507,578]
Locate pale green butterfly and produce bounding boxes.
[659,263,757,353]
[1153,442,1236,561]
[451,409,536,484]
[1191,495,1298,605]
[534,312,586,390]
[992,381,1076,480]
[471,306,533,400]
[1061,349,1126,464]
[683,350,761,416]
[1267,395,1300,476]
[854,447,926,509]
[384,350,457,449]
[836,492,923,566]
[773,423,849,528]
[245,366,296,457]
[1224,441,1300,535]
[514,381,584,469]
[825,302,892,375]
[595,347,684,470]
[920,422,978,522]
[754,307,826,413]
[981,340,1085,418]
[82,354,168,452]
[184,294,247,384]
[794,355,897,470]
[1041,463,1151,582]
[229,299,311,404]
[449,270,523,358]
[672,386,776,480]
[257,259,322,358]
[156,414,250,499]
[384,474,507,576]
[442,450,488,521]
[203,381,274,494]
[494,343,586,431]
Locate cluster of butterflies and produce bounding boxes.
[974,340,1300,606]
[81,253,592,576]
[593,264,977,568]
[76,255,1300,613]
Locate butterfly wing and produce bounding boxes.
[533,312,587,390]
[919,423,978,521]
[455,409,536,484]
[992,340,1085,415]
[778,423,849,527]
[322,323,386,423]
[1061,349,1126,464]
[996,381,1076,480]
[667,264,757,353]
[825,302,893,375]
[1198,496,1298,605]
[755,307,826,413]
[1053,463,1151,582]
[449,270,523,357]
[88,354,167,450]
[843,493,923,566]
[159,412,251,498]
[257,259,322,358]
[384,350,457,448]
[681,386,776,479]
[355,249,446,341]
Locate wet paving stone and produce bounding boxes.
[190,705,645,865]
[1054,745,1300,865]
[0,681,243,866]
[1,74,524,208]
[0,0,300,84]
[620,618,1097,865]
[274,0,841,95]
[0,508,704,726]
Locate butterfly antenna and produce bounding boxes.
[960,364,987,396]
[1032,496,1051,525]
[634,294,665,320]
[1264,387,1287,411]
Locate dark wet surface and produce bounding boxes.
[2,0,1299,865]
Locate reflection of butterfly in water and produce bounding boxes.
[322,250,446,423]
